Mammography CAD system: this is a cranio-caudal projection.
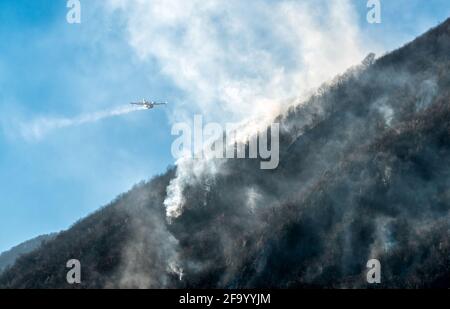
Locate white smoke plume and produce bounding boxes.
[104,0,377,219]
[20,105,145,142]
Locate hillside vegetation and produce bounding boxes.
[1,19,450,289]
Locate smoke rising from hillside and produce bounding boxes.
[105,0,377,222]
[2,14,450,289]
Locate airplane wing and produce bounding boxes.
[130,102,144,105]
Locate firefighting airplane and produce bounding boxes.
[130,99,167,109]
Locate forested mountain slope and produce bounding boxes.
[0,234,56,274]
[1,18,450,289]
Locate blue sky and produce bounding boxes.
[0,0,450,253]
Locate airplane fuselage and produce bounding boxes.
[130,100,167,109]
